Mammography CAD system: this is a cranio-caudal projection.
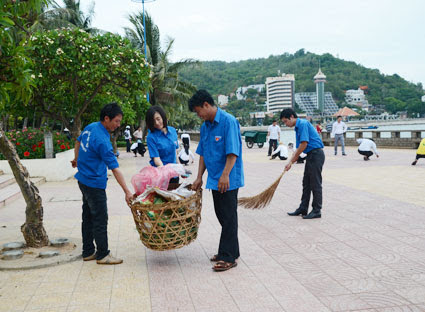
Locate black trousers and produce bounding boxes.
[268,139,278,156]
[125,139,131,152]
[358,149,373,157]
[78,182,110,260]
[212,189,239,263]
[271,154,287,160]
[416,154,425,160]
[299,148,325,213]
[178,156,189,165]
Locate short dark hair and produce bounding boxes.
[337,115,342,119]
[272,120,277,123]
[100,103,123,121]
[280,108,297,119]
[188,89,215,112]
[146,105,168,132]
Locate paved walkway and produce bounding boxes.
[0,145,424,312]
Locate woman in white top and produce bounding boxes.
[270,142,288,160]
[178,145,195,166]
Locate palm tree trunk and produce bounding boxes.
[0,130,49,247]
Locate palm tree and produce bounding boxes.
[29,0,100,34]
[124,12,199,110]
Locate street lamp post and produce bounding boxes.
[131,0,156,103]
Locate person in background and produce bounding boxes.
[412,137,425,165]
[281,108,325,219]
[331,116,347,156]
[71,103,132,265]
[146,105,179,183]
[132,126,146,157]
[316,122,323,135]
[267,120,281,156]
[270,141,288,160]
[178,144,195,165]
[181,131,190,148]
[189,89,244,272]
[357,138,379,161]
[124,126,132,153]
[63,127,72,141]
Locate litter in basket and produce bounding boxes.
[130,183,202,251]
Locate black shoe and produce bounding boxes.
[303,211,321,219]
[288,209,307,216]
[412,160,417,166]
[342,153,347,156]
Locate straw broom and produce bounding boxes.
[238,169,287,209]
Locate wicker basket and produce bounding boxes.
[130,186,202,251]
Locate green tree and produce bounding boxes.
[384,97,406,114]
[0,0,50,247]
[125,12,198,123]
[29,28,151,138]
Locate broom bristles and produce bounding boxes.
[238,171,286,209]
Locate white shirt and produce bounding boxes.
[178,149,195,162]
[331,121,347,136]
[271,145,288,158]
[357,139,379,155]
[124,129,131,140]
[268,125,281,140]
[133,129,143,140]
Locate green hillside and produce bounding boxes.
[179,49,424,116]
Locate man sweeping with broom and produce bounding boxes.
[281,109,325,219]
[189,90,244,272]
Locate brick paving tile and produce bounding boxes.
[0,145,424,311]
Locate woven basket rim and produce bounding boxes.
[130,188,202,212]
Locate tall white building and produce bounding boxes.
[266,74,295,113]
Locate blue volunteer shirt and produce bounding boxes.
[147,126,179,167]
[75,121,119,189]
[295,118,324,154]
[196,108,244,191]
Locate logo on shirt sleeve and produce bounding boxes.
[215,136,222,142]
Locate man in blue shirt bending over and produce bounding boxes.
[71,103,133,265]
[189,90,244,272]
[280,108,325,219]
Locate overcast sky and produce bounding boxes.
[70,0,424,87]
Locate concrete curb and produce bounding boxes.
[0,237,82,271]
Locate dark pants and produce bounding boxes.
[212,189,239,263]
[178,156,189,165]
[268,139,278,156]
[358,149,373,158]
[299,149,325,213]
[416,154,425,160]
[271,154,287,160]
[133,141,146,156]
[125,139,131,152]
[78,182,110,260]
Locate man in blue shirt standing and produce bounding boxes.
[71,103,133,265]
[280,109,325,219]
[189,90,244,272]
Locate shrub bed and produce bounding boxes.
[0,128,73,160]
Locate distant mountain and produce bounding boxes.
[179,49,424,115]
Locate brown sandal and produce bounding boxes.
[213,260,237,272]
[210,254,219,262]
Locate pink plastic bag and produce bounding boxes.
[131,165,183,195]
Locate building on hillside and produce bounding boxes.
[265,74,295,113]
[217,94,229,107]
[294,68,338,116]
[236,84,265,100]
[345,88,371,111]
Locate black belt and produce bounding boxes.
[306,148,323,155]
